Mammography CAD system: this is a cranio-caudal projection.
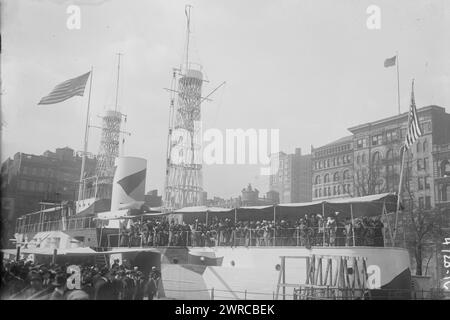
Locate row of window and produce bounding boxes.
[314,184,352,198]
[314,144,352,158]
[314,170,352,185]
[355,123,431,150]
[314,155,352,170]
[21,166,55,178]
[19,180,50,192]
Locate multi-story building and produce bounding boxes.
[0,147,97,219]
[269,148,312,203]
[311,136,354,200]
[432,143,450,215]
[348,105,450,209]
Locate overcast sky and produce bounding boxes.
[1,0,449,199]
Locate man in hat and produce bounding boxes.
[49,273,67,300]
[19,271,44,299]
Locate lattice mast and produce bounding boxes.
[95,53,128,200]
[164,5,205,210]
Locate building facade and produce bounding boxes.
[432,143,450,214]
[311,136,354,200]
[269,148,312,203]
[0,147,97,219]
[348,105,450,209]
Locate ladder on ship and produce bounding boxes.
[275,254,371,300]
[94,253,109,268]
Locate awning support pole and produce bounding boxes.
[350,203,356,247]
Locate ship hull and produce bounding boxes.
[158,246,411,300]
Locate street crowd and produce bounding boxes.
[119,213,385,248]
[1,258,161,300]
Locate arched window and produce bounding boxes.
[423,139,428,153]
[372,151,382,164]
[441,160,450,177]
[386,149,394,160]
[333,172,339,181]
[324,173,330,183]
[315,175,321,185]
[337,185,341,195]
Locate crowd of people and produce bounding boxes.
[1,258,161,300]
[118,213,385,248]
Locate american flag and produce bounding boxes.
[38,71,91,105]
[404,80,422,149]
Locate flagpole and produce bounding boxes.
[394,145,406,244]
[396,52,401,114]
[78,67,94,202]
[393,79,413,243]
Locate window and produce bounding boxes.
[356,138,367,149]
[29,181,36,191]
[418,177,424,190]
[386,130,398,143]
[425,176,430,189]
[315,189,318,198]
[319,161,322,169]
[324,174,330,183]
[327,159,330,168]
[328,187,331,196]
[315,175,321,185]
[424,157,429,171]
[324,188,327,196]
[423,140,428,153]
[425,196,431,209]
[333,172,339,181]
[357,155,360,165]
[342,156,347,164]
[319,189,322,197]
[333,158,336,166]
[333,186,336,195]
[386,149,394,160]
[416,141,421,153]
[343,170,351,180]
[372,134,382,146]
[337,185,341,195]
[418,197,424,209]
[20,180,27,190]
[417,159,423,171]
[372,152,382,165]
[362,154,366,164]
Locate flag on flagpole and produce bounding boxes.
[38,71,91,105]
[384,55,397,68]
[404,80,422,149]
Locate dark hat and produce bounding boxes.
[52,273,67,287]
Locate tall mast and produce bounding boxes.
[184,5,192,71]
[115,53,122,112]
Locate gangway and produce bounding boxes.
[275,254,371,300]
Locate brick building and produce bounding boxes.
[348,105,450,209]
[269,148,312,203]
[0,147,97,219]
[311,136,354,200]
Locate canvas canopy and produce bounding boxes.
[169,193,399,223]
